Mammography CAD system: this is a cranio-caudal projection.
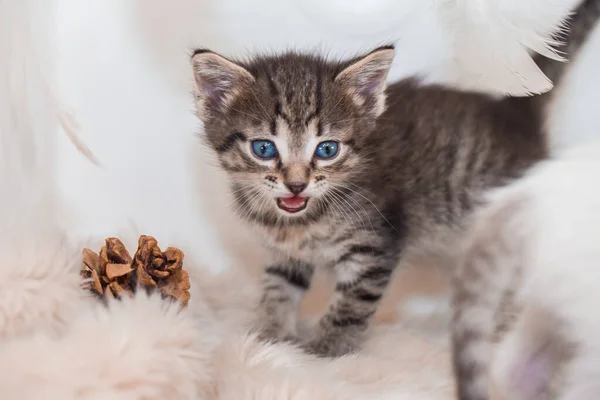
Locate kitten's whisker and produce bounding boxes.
[317,196,339,223]
[328,188,367,232]
[239,191,265,221]
[227,185,257,205]
[328,187,377,252]
[322,192,342,222]
[327,197,351,228]
[315,197,324,220]
[333,181,381,211]
[315,196,333,223]
[329,186,375,235]
[335,182,396,231]
[226,185,258,208]
[323,191,354,230]
[244,191,267,221]
[231,187,262,218]
[341,180,378,199]
[228,183,257,195]
[255,190,271,223]
[229,192,254,218]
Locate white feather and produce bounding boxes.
[436,0,580,95]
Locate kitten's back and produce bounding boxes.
[360,0,600,246]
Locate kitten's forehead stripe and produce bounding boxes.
[270,117,277,136]
[315,65,323,116]
[217,131,246,153]
[286,91,294,104]
[255,55,329,134]
[267,72,279,96]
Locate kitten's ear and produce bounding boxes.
[191,49,255,120]
[335,46,395,118]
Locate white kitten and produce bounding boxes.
[452,140,600,399]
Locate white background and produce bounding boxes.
[55,0,600,272]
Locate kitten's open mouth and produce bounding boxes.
[277,196,309,214]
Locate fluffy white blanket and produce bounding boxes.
[0,232,454,399]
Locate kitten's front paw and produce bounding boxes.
[301,330,363,358]
[251,316,299,345]
[255,325,298,344]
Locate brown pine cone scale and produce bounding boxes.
[81,235,190,306]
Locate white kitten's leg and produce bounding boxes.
[490,307,573,400]
[452,197,529,400]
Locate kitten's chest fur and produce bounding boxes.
[258,218,356,267]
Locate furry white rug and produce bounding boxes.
[0,236,454,399]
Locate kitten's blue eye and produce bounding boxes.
[251,140,278,159]
[314,141,340,160]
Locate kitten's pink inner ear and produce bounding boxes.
[335,48,394,117]
[191,51,254,119]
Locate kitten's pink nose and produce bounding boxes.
[285,182,307,195]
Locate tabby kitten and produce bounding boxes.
[190,0,598,360]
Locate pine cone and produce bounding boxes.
[81,236,190,307]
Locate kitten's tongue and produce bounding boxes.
[279,196,306,209]
[277,196,308,213]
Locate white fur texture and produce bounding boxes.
[0,259,455,399]
[466,142,600,399]
[0,0,58,229]
[436,0,580,95]
[0,0,83,340]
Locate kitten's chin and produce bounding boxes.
[276,196,309,215]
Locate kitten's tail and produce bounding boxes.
[535,0,600,89]
[506,0,600,135]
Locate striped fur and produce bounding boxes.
[189,0,599,359]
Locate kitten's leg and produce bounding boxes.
[490,307,573,400]
[452,201,526,400]
[255,258,315,341]
[452,259,507,400]
[301,246,396,357]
